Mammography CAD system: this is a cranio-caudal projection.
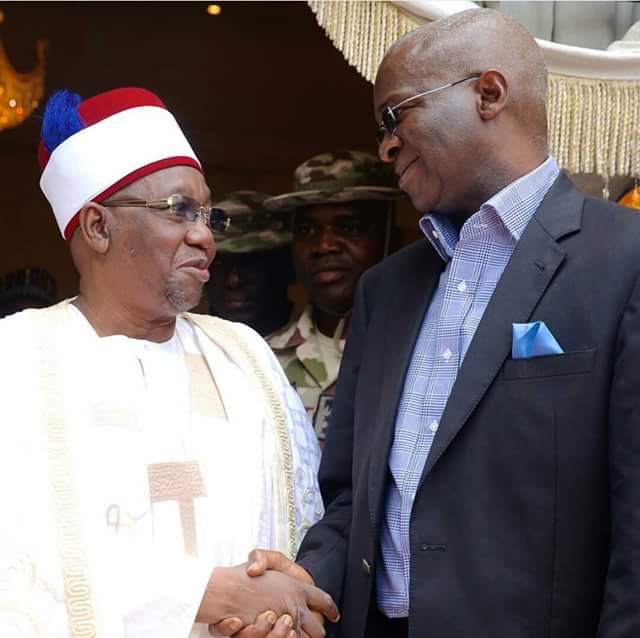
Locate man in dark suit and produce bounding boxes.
[214,8,640,638]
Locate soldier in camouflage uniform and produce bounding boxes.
[265,151,404,442]
[206,190,294,336]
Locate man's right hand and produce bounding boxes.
[196,562,338,638]
[212,550,335,638]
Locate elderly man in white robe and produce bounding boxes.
[0,87,338,638]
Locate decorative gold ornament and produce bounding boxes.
[0,39,46,132]
[619,184,640,210]
[307,0,640,181]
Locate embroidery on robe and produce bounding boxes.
[147,461,207,556]
[0,546,63,638]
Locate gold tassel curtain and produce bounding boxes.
[308,0,640,180]
[548,76,639,178]
[308,1,417,85]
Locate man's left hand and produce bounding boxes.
[209,611,297,638]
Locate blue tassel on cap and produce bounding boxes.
[41,90,85,153]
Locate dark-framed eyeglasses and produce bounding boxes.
[102,193,231,233]
[376,73,481,145]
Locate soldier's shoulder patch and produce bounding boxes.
[313,388,337,441]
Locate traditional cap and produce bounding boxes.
[618,184,640,211]
[263,150,404,212]
[213,190,292,253]
[38,87,202,239]
[0,267,57,307]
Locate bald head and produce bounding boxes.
[380,8,548,145]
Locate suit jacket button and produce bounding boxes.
[361,558,372,575]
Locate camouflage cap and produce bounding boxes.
[263,150,404,212]
[213,190,292,253]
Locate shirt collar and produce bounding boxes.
[419,156,560,262]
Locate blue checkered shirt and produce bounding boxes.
[377,157,560,617]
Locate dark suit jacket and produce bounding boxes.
[297,174,640,638]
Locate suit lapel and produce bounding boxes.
[417,172,583,489]
[368,243,444,528]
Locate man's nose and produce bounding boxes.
[224,264,247,288]
[185,222,215,260]
[312,226,340,253]
[378,132,401,163]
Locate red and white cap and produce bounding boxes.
[38,87,202,240]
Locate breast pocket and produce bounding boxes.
[502,349,596,380]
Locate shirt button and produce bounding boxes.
[457,280,467,292]
[432,229,439,239]
[429,420,439,433]
[442,348,452,360]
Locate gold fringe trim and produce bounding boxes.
[308,0,640,179]
[308,0,418,84]
[36,302,97,637]
[186,314,299,560]
[548,76,640,178]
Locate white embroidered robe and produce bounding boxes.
[0,301,322,638]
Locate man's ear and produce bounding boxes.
[476,69,508,121]
[77,202,112,255]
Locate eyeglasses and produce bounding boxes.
[102,194,231,233]
[376,73,481,144]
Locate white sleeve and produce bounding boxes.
[120,549,211,638]
[237,324,324,537]
[267,348,325,536]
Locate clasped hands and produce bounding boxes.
[198,549,339,638]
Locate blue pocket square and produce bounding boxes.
[512,322,564,359]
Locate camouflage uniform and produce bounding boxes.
[267,305,344,442]
[214,190,292,253]
[265,151,405,441]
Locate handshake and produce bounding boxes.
[198,549,340,638]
